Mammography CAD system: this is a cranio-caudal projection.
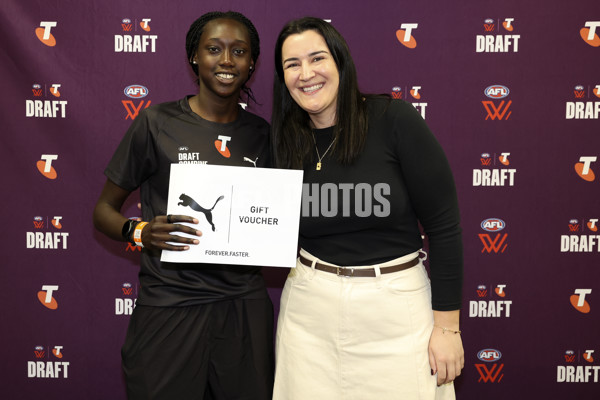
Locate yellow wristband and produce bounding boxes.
[133,222,148,248]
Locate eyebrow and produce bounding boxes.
[206,38,249,45]
[283,50,328,64]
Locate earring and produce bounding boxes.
[192,60,197,64]
[249,66,253,70]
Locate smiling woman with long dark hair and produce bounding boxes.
[272,17,464,400]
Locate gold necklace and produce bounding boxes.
[312,133,335,171]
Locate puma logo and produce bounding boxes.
[178,193,224,231]
[243,156,258,167]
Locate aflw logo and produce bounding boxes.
[30,83,62,98]
[391,87,402,99]
[390,86,427,118]
[33,345,64,360]
[561,218,600,253]
[122,282,134,295]
[32,216,63,230]
[566,84,600,119]
[28,345,69,379]
[26,83,67,118]
[115,18,157,52]
[473,152,516,187]
[479,218,508,253]
[396,23,418,48]
[470,284,512,318]
[126,242,141,252]
[122,85,151,120]
[476,18,520,53]
[557,349,600,383]
[482,85,512,120]
[116,283,137,316]
[27,215,69,250]
[475,348,505,383]
[568,218,599,233]
[564,349,595,364]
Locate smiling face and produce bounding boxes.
[281,30,340,128]
[194,18,253,100]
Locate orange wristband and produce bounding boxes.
[133,222,148,248]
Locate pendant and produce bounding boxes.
[316,162,322,171]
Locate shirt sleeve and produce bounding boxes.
[104,107,159,191]
[391,100,463,310]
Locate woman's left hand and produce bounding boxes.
[428,310,464,386]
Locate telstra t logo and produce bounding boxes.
[140,18,152,32]
[35,22,57,47]
[570,289,591,313]
[38,285,59,310]
[581,21,600,47]
[37,155,58,179]
[215,135,232,158]
[396,23,418,48]
[575,156,596,182]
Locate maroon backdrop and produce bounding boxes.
[2,0,599,398]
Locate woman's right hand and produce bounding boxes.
[140,214,202,251]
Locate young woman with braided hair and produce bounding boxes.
[93,11,273,399]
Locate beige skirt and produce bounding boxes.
[273,249,455,400]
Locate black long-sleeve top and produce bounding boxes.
[299,97,463,310]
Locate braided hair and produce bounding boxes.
[185,11,260,103]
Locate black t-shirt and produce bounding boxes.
[300,98,463,310]
[105,97,271,306]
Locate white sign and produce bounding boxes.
[160,164,303,268]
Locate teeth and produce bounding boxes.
[302,84,323,93]
[217,73,234,79]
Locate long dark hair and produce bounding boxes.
[272,17,368,169]
[185,11,260,103]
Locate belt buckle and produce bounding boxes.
[337,266,354,277]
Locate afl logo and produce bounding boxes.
[484,18,494,24]
[179,146,189,151]
[481,218,505,232]
[124,85,148,99]
[122,18,132,24]
[485,85,510,99]
[478,349,502,362]
[122,282,132,288]
[481,153,490,158]
[569,219,579,224]
[34,216,43,222]
[574,85,584,91]
[391,86,403,99]
[32,84,41,90]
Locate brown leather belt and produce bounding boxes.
[298,255,419,277]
